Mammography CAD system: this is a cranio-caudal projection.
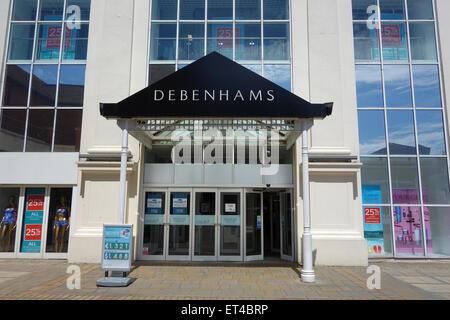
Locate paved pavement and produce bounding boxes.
[0,259,449,300]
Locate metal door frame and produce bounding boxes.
[244,189,264,261]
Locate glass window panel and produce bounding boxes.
[8,24,35,61]
[194,192,216,256]
[413,65,441,108]
[427,207,450,256]
[421,158,450,204]
[409,22,437,62]
[363,206,393,257]
[150,23,176,61]
[263,23,290,61]
[407,0,433,20]
[39,0,64,21]
[352,0,377,20]
[0,109,26,152]
[66,0,91,21]
[243,64,262,75]
[2,65,31,107]
[263,0,289,20]
[35,23,62,61]
[178,23,205,61]
[384,65,412,107]
[236,0,260,20]
[391,157,420,204]
[62,23,89,61]
[207,23,233,59]
[353,22,380,62]
[381,23,408,61]
[180,0,205,20]
[380,0,405,20]
[46,188,72,252]
[12,0,38,21]
[355,65,383,107]
[30,64,58,107]
[387,110,416,155]
[236,23,261,61]
[208,0,232,20]
[58,65,86,107]
[393,205,424,256]
[151,0,177,20]
[149,64,175,85]
[263,65,291,91]
[53,109,82,152]
[358,110,387,155]
[361,157,390,203]
[416,110,446,155]
[25,109,55,151]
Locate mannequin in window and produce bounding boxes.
[1,195,17,252]
[53,196,70,252]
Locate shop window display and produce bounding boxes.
[45,188,72,253]
[0,188,20,252]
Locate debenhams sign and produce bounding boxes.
[153,89,275,102]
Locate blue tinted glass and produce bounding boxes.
[390,158,420,204]
[152,0,177,20]
[353,23,380,62]
[361,157,390,204]
[358,110,387,155]
[409,22,437,62]
[381,23,408,61]
[208,0,232,20]
[26,109,55,151]
[264,65,291,91]
[12,0,38,21]
[416,110,446,155]
[352,0,377,20]
[0,109,27,151]
[207,23,233,59]
[66,0,91,20]
[243,65,262,75]
[380,0,405,20]
[236,23,261,61]
[30,64,58,106]
[54,109,82,152]
[63,23,89,60]
[263,0,289,20]
[413,65,441,108]
[387,110,416,155]
[263,23,290,61]
[2,65,31,106]
[180,0,205,20]
[8,24,35,61]
[384,65,412,107]
[58,65,86,107]
[420,158,450,204]
[39,0,64,21]
[355,65,383,107]
[178,24,205,61]
[150,23,176,61]
[236,0,261,20]
[35,23,62,61]
[407,0,433,20]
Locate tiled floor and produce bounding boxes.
[0,259,449,300]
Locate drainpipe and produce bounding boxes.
[301,123,315,283]
[118,121,129,224]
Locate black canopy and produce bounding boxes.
[100,52,333,120]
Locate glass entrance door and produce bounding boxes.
[245,191,263,261]
[280,191,294,261]
[142,190,167,260]
[219,190,242,261]
[193,189,217,261]
[167,190,191,260]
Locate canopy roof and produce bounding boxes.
[100,52,333,120]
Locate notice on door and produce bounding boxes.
[172,194,188,215]
[225,203,236,213]
[21,188,45,253]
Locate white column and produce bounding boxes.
[118,124,128,224]
[301,127,315,282]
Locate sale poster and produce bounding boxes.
[38,16,76,60]
[146,193,163,214]
[172,194,188,215]
[362,185,385,255]
[21,188,45,253]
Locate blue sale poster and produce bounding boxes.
[21,188,45,253]
[362,185,385,255]
[172,193,188,215]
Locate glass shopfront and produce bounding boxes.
[140,188,294,262]
[0,185,74,258]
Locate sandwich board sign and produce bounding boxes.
[97,224,134,287]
